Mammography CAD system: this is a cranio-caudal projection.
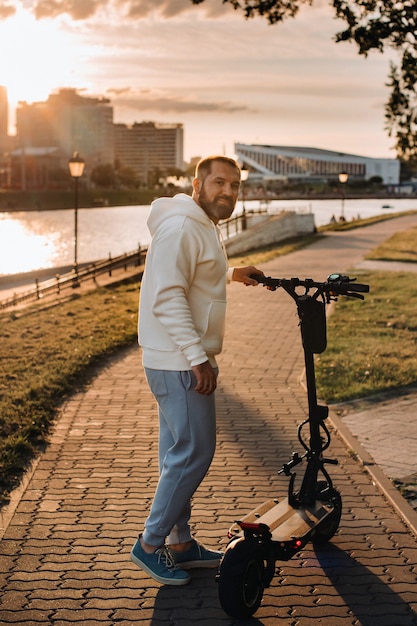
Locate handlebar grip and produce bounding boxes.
[335,282,369,294]
[250,274,282,289]
[250,273,266,282]
[349,283,369,293]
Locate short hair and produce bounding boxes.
[195,156,241,182]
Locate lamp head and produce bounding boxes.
[240,167,249,182]
[68,152,85,178]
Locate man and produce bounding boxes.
[131,156,263,585]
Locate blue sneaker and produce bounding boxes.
[168,540,223,569]
[130,537,191,586]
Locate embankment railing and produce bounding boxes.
[0,247,147,311]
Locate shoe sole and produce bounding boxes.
[130,549,191,586]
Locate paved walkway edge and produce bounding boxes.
[0,457,40,541]
[329,409,417,538]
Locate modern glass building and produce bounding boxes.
[235,143,400,185]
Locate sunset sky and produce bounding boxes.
[0,0,398,162]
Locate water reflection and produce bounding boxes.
[0,205,152,276]
[1,199,416,277]
[0,216,60,274]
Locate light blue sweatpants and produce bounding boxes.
[142,368,217,547]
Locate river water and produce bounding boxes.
[1,197,417,277]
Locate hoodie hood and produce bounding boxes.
[147,193,211,236]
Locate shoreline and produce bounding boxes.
[1,191,413,213]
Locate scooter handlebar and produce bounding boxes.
[251,273,370,298]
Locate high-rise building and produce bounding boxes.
[0,86,11,186]
[16,88,114,170]
[0,85,8,148]
[114,121,184,184]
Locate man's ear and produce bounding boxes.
[192,177,201,196]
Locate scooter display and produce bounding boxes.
[216,273,370,619]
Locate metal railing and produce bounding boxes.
[0,246,147,311]
[220,207,269,239]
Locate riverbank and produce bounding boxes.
[1,188,414,212]
[0,188,157,211]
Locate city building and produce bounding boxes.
[0,86,7,143]
[235,143,400,186]
[114,121,184,184]
[16,88,114,172]
[0,86,14,186]
[8,89,184,189]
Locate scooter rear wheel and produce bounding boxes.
[217,537,265,619]
[312,482,342,544]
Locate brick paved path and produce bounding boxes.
[1,216,417,625]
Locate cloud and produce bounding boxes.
[0,2,16,18]
[125,0,199,19]
[32,0,107,20]
[16,0,232,21]
[106,88,253,115]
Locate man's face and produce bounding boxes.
[193,161,241,224]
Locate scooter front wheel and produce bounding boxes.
[312,482,342,545]
[217,537,265,619]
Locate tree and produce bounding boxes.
[191,0,310,24]
[333,1,417,167]
[190,0,417,164]
[90,164,116,188]
[117,165,139,188]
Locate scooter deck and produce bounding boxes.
[229,497,334,542]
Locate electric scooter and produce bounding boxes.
[216,273,369,619]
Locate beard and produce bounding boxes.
[198,187,236,223]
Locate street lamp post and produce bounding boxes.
[68,152,85,284]
[338,171,348,221]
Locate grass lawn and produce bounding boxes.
[1,212,417,506]
[316,270,417,403]
[366,223,417,263]
[316,210,417,401]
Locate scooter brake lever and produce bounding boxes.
[345,292,364,300]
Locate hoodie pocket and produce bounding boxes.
[201,300,227,353]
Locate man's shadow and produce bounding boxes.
[313,543,417,626]
[148,544,416,626]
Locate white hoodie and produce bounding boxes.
[138,193,234,370]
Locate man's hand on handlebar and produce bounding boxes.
[232,266,264,286]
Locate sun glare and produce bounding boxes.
[0,9,81,124]
[0,217,59,274]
